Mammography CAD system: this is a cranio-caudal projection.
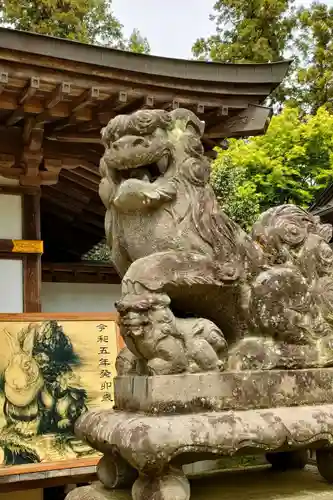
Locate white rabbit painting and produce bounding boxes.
[0,320,89,466]
[3,326,45,436]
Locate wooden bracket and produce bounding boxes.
[20,116,45,185]
[162,99,180,111]
[23,117,44,151]
[20,147,43,185]
[0,153,21,179]
[48,87,103,134]
[71,87,101,114]
[141,96,155,109]
[42,157,81,185]
[35,82,72,124]
[6,77,40,126]
[197,103,205,114]
[0,72,8,97]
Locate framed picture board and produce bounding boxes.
[0,313,123,482]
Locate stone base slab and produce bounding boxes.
[66,467,333,500]
[75,404,333,474]
[114,369,333,413]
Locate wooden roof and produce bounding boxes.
[0,28,290,261]
[310,183,333,227]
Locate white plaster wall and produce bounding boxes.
[41,282,121,313]
[0,259,23,313]
[0,193,23,313]
[0,194,22,239]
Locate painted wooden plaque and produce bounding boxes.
[0,313,120,475]
[12,240,44,254]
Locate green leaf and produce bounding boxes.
[0,0,150,52]
[211,106,333,228]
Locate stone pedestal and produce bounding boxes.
[66,370,333,500]
[114,369,333,413]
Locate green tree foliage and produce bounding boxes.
[211,160,261,232]
[1,0,123,46]
[192,0,296,63]
[211,107,333,229]
[292,2,333,112]
[0,0,150,53]
[83,240,112,262]
[126,29,150,54]
[192,0,333,112]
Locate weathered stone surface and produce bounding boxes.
[132,467,190,500]
[227,336,333,371]
[97,454,138,489]
[316,448,333,482]
[64,466,333,500]
[75,405,333,474]
[100,108,333,373]
[114,368,333,413]
[65,482,130,500]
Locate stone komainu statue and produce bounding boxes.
[99,108,333,375]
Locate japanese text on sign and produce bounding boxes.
[97,324,113,403]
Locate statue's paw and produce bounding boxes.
[147,357,181,376]
[187,362,200,373]
[116,347,139,375]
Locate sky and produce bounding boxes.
[112,0,328,60]
[112,0,216,59]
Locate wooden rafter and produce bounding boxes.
[205,104,272,139]
[59,169,99,192]
[42,262,120,284]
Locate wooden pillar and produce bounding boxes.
[23,191,42,312]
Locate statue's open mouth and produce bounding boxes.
[103,135,172,186]
[116,155,169,185]
[110,151,175,212]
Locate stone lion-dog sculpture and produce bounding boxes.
[66,108,333,500]
[99,107,333,375]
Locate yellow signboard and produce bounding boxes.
[12,240,44,254]
[0,313,120,476]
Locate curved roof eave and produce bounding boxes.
[0,27,291,85]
